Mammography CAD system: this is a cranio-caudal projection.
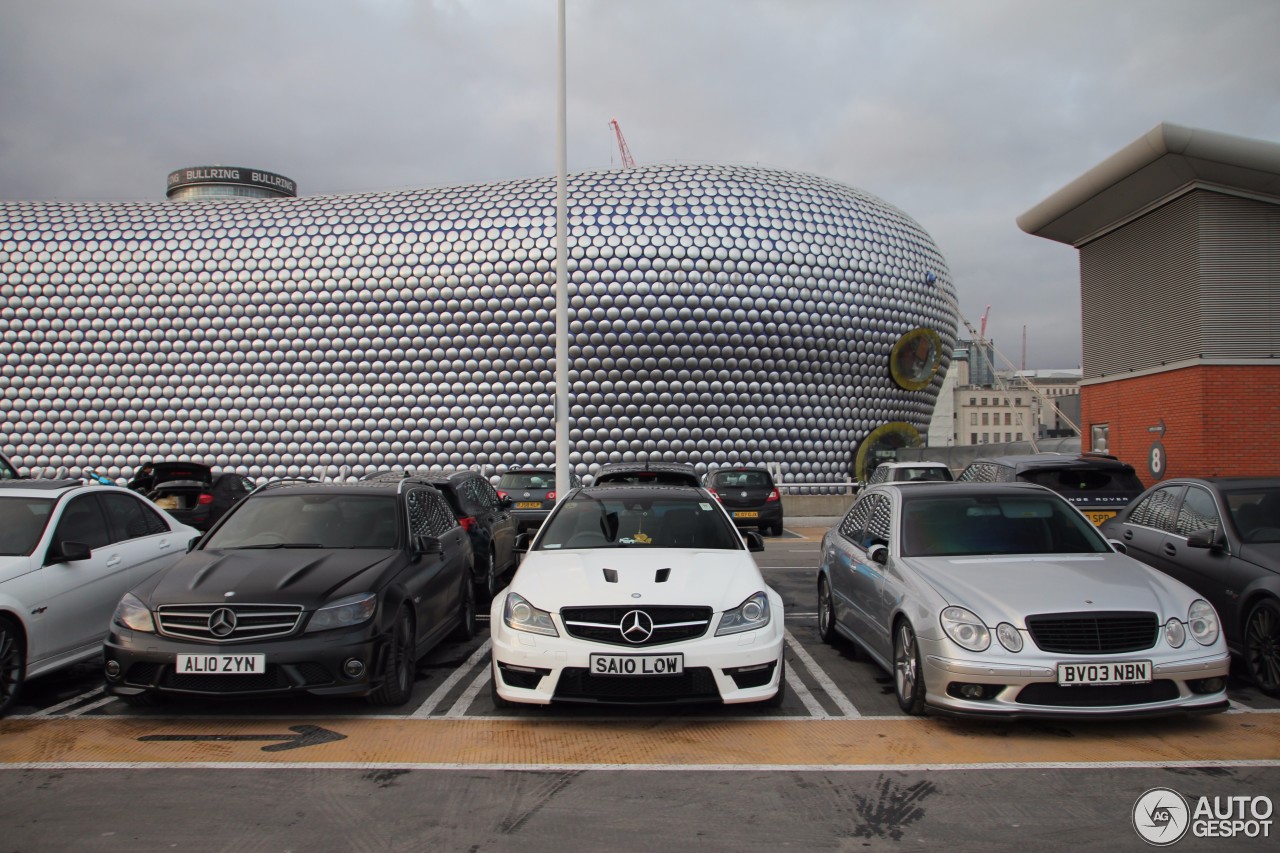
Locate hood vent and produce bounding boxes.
[655,568,671,583]
[603,568,618,583]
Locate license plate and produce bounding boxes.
[175,653,266,675]
[1057,660,1150,685]
[1083,510,1116,526]
[590,653,684,676]
[516,501,542,509]
[733,511,759,518]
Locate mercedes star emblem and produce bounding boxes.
[208,608,238,637]
[620,610,654,644]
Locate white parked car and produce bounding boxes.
[817,481,1231,719]
[0,479,198,715]
[490,484,785,707]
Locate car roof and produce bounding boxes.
[970,453,1135,471]
[253,477,437,497]
[878,461,950,468]
[874,481,1060,499]
[572,484,708,500]
[705,465,772,473]
[0,479,87,495]
[596,461,698,473]
[1148,476,1280,489]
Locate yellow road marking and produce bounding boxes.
[2,713,1277,768]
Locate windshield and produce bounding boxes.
[536,495,742,551]
[900,494,1110,557]
[0,497,55,556]
[500,473,554,490]
[203,493,399,549]
[1225,487,1280,544]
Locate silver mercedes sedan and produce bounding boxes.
[817,482,1230,719]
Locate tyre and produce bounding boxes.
[490,667,515,710]
[451,578,477,642]
[0,616,25,717]
[768,521,784,537]
[817,577,838,644]
[475,546,498,604]
[893,619,926,715]
[368,607,415,707]
[1243,598,1280,697]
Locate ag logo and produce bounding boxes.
[1133,787,1190,846]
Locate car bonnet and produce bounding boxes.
[138,547,398,605]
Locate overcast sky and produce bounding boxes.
[3,0,1278,369]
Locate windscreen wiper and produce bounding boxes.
[232,543,326,549]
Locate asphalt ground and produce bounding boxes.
[2,528,1278,852]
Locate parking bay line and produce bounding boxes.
[784,629,861,718]
[409,640,492,719]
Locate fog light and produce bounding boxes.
[1190,676,1226,695]
[104,660,121,679]
[946,682,1003,701]
[343,658,365,678]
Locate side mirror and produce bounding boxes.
[514,531,533,553]
[867,543,889,566]
[188,535,203,553]
[1185,528,1222,551]
[46,539,92,564]
[1107,539,1128,555]
[413,535,444,556]
[744,531,765,552]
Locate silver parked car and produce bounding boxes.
[0,479,199,715]
[816,482,1230,719]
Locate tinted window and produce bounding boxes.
[1224,486,1280,543]
[710,470,772,488]
[500,472,555,489]
[957,462,1002,483]
[839,495,873,543]
[866,495,892,545]
[1175,487,1220,537]
[900,494,1109,557]
[100,492,171,542]
[53,495,111,551]
[1019,467,1144,494]
[0,496,55,556]
[204,493,398,549]
[899,466,952,482]
[418,489,459,538]
[1127,486,1181,532]
[536,494,740,551]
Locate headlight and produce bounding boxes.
[940,606,990,652]
[995,622,1023,652]
[503,593,559,637]
[716,591,772,636]
[1164,617,1186,648]
[306,593,377,633]
[1188,599,1220,646]
[112,593,155,633]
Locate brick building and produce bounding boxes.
[1019,123,1280,484]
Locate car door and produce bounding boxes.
[847,493,897,662]
[1111,484,1184,570]
[98,491,184,588]
[472,478,516,571]
[405,487,464,649]
[18,493,123,665]
[1166,485,1254,641]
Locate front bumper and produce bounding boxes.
[103,622,391,700]
[916,639,1232,719]
[491,604,785,706]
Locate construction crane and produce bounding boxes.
[609,118,635,169]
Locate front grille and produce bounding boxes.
[160,665,293,693]
[561,605,713,647]
[1016,680,1179,707]
[1025,611,1159,654]
[156,603,305,643]
[554,666,719,703]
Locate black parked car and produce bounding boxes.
[497,465,581,533]
[400,469,517,602]
[0,451,22,480]
[956,452,1145,526]
[1100,477,1280,696]
[103,476,476,707]
[593,461,701,487]
[703,466,785,536]
[128,461,254,531]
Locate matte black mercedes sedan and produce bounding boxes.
[103,477,475,707]
[1100,477,1280,697]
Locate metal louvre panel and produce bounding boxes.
[156,603,305,643]
[1198,193,1280,357]
[1025,611,1159,654]
[1080,194,1200,379]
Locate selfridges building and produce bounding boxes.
[0,164,958,484]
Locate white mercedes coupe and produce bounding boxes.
[490,484,785,707]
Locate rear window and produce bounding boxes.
[1018,468,1144,494]
[499,472,555,490]
[709,470,772,488]
[595,469,700,486]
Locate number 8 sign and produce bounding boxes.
[1148,441,1167,479]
